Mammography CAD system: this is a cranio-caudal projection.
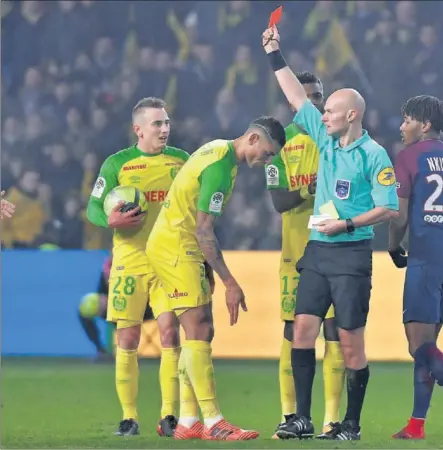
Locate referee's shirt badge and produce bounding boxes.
[334,179,351,200]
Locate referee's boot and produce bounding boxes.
[157,415,178,437]
[316,420,361,441]
[115,418,139,436]
[275,415,314,439]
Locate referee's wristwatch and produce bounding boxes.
[345,218,355,233]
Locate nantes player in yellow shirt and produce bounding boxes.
[266,72,345,438]
[87,97,189,437]
[146,116,286,441]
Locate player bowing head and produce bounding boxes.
[400,95,443,146]
[241,116,286,167]
[132,97,171,151]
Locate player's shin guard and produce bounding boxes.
[182,340,221,424]
[291,348,316,419]
[178,348,199,424]
[412,361,434,419]
[280,337,296,419]
[415,342,443,386]
[343,366,369,426]
[323,341,345,425]
[116,347,139,420]
[159,347,180,418]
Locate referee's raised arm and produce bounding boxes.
[262,26,328,149]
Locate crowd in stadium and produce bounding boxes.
[2,0,442,250]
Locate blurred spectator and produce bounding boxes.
[20,67,44,116]
[225,44,265,117]
[1,170,48,248]
[204,88,252,139]
[64,107,91,159]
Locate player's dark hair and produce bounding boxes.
[295,71,322,87]
[132,97,166,120]
[249,116,286,149]
[401,95,443,133]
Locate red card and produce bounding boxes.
[268,6,283,27]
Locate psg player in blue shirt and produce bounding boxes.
[389,95,443,440]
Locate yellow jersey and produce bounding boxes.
[87,145,189,275]
[147,139,238,264]
[265,123,319,265]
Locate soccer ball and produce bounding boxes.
[103,185,148,217]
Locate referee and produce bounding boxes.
[262,27,399,441]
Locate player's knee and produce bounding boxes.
[159,324,180,348]
[116,323,141,350]
[179,305,213,342]
[293,315,320,348]
[323,318,339,342]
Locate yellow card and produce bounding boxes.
[319,201,339,219]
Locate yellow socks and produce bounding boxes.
[159,347,180,418]
[182,340,222,426]
[323,340,345,425]
[177,346,200,427]
[280,337,296,420]
[116,347,139,420]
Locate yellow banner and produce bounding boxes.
[137,252,443,361]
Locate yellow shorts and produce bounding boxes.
[148,259,212,315]
[107,271,171,323]
[279,268,334,321]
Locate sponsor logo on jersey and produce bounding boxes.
[168,289,189,299]
[335,179,351,200]
[129,176,140,184]
[143,191,168,202]
[209,192,224,213]
[266,165,279,186]
[123,164,147,171]
[116,266,124,271]
[283,258,292,263]
[395,181,401,189]
[287,155,301,164]
[165,162,182,166]
[377,167,396,186]
[91,177,106,198]
[284,144,305,152]
[424,214,443,223]
[290,173,316,188]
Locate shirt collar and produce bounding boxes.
[333,130,370,152]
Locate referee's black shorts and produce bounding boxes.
[295,239,372,330]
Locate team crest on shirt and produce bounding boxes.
[377,167,396,186]
[266,165,279,186]
[209,192,224,213]
[334,179,351,200]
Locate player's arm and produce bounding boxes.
[195,163,241,278]
[388,152,410,267]
[87,158,119,228]
[87,157,143,229]
[262,27,328,147]
[266,153,315,213]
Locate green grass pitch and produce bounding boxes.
[2,358,443,448]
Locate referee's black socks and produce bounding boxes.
[343,366,370,426]
[291,348,316,419]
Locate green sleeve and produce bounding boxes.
[86,156,119,228]
[265,152,288,190]
[197,160,233,216]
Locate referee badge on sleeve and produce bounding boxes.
[334,179,351,200]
